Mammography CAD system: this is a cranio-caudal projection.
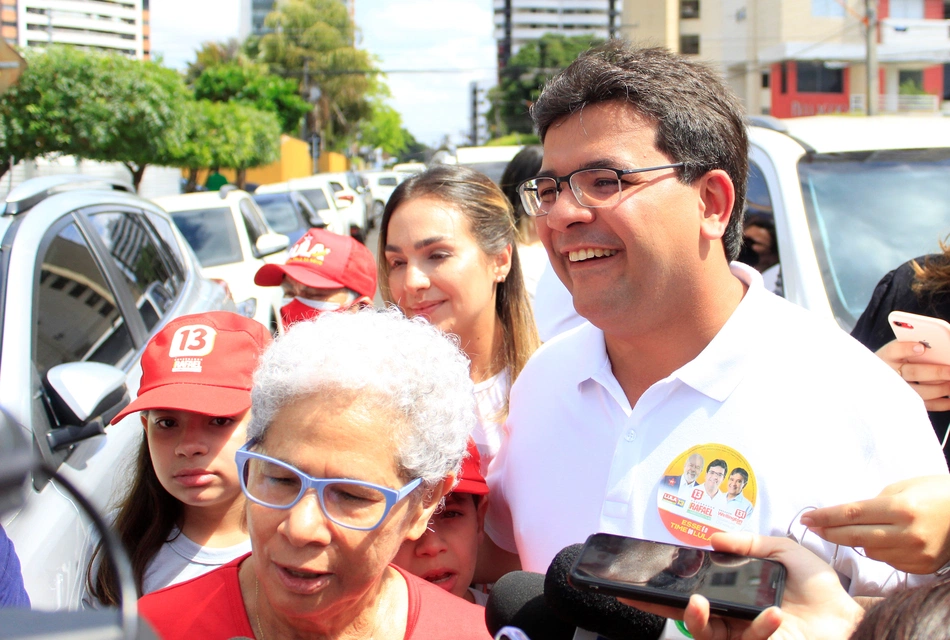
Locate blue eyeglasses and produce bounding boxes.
[235,441,422,531]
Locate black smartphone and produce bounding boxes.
[569,533,786,621]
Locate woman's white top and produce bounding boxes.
[472,369,510,476]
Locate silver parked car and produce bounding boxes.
[0,175,234,610]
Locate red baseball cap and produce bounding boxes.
[453,440,489,496]
[111,311,272,424]
[254,228,377,299]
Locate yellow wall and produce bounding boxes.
[185,139,356,188]
[187,135,320,187]
[249,135,312,184]
[317,152,348,173]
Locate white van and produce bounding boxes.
[747,115,950,330]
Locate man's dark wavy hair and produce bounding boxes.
[530,42,749,261]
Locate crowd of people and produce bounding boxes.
[2,39,950,640]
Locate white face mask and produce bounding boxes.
[281,296,343,311]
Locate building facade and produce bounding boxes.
[494,0,623,66]
[622,0,950,117]
[1,0,148,59]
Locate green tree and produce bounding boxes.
[185,39,245,84]
[487,34,603,137]
[359,98,407,156]
[170,100,222,192]
[229,102,281,189]
[193,62,311,134]
[258,0,381,151]
[0,47,77,176]
[168,99,281,191]
[0,46,189,188]
[399,129,430,163]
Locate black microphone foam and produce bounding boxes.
[485,571,576,640]
[544,543,666,640]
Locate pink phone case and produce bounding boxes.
[888,311,950,366]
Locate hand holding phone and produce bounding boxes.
[888,311,950,366]
[578,532,865,640]
[568,533,785,620]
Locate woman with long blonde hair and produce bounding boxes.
[378,164,539,471]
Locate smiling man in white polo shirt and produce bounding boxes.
[482,41,948,603]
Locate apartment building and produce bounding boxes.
[1,0,148,59]
[622,0,950,117]
[494,0,623,65]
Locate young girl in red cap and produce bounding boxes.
[83,311,271,606]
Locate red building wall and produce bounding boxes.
[879,1,944,21]
[769,61,851,118]
[770,0,947,117]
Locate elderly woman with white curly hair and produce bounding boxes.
[138,308,492,640]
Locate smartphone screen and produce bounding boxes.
[570,533,785,619]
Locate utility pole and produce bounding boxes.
[500,0,512,78]
[608,0,617,39]
[865,0,878,116]
[470,82,480,146]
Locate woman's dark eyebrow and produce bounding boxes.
[385,236,446,253]
[415,236,445,250]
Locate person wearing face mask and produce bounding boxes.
[254,228,377,331]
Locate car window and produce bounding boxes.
[798,148,950,326]
[746,162,773,217]
[169,206,243,268]
[86,212,176,333]
[298,188,331,211]
[143,211,185,293]
[253,194,304,236]
[378,177,398,187]
[294,193,320,225]
[34,221,135,374]
[328,181,344,193]
[238,198,268,245]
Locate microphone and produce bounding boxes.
[544,544,666,640]
[484,571,576,640]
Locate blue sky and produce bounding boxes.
[150,0,498,147]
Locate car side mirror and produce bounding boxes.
[307,212,327,228]
[254,233,290,258]
[44,362,129,451]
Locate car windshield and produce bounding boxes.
[253,194,303,236]
[169,207,242,268]
[799,148,950,328]
[298,188,330,211]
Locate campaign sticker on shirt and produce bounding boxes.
[656,444,756,546]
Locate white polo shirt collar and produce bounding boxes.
[677,262,762,402]
[571,261,764,408]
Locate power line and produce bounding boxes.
[276,66,497,76]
